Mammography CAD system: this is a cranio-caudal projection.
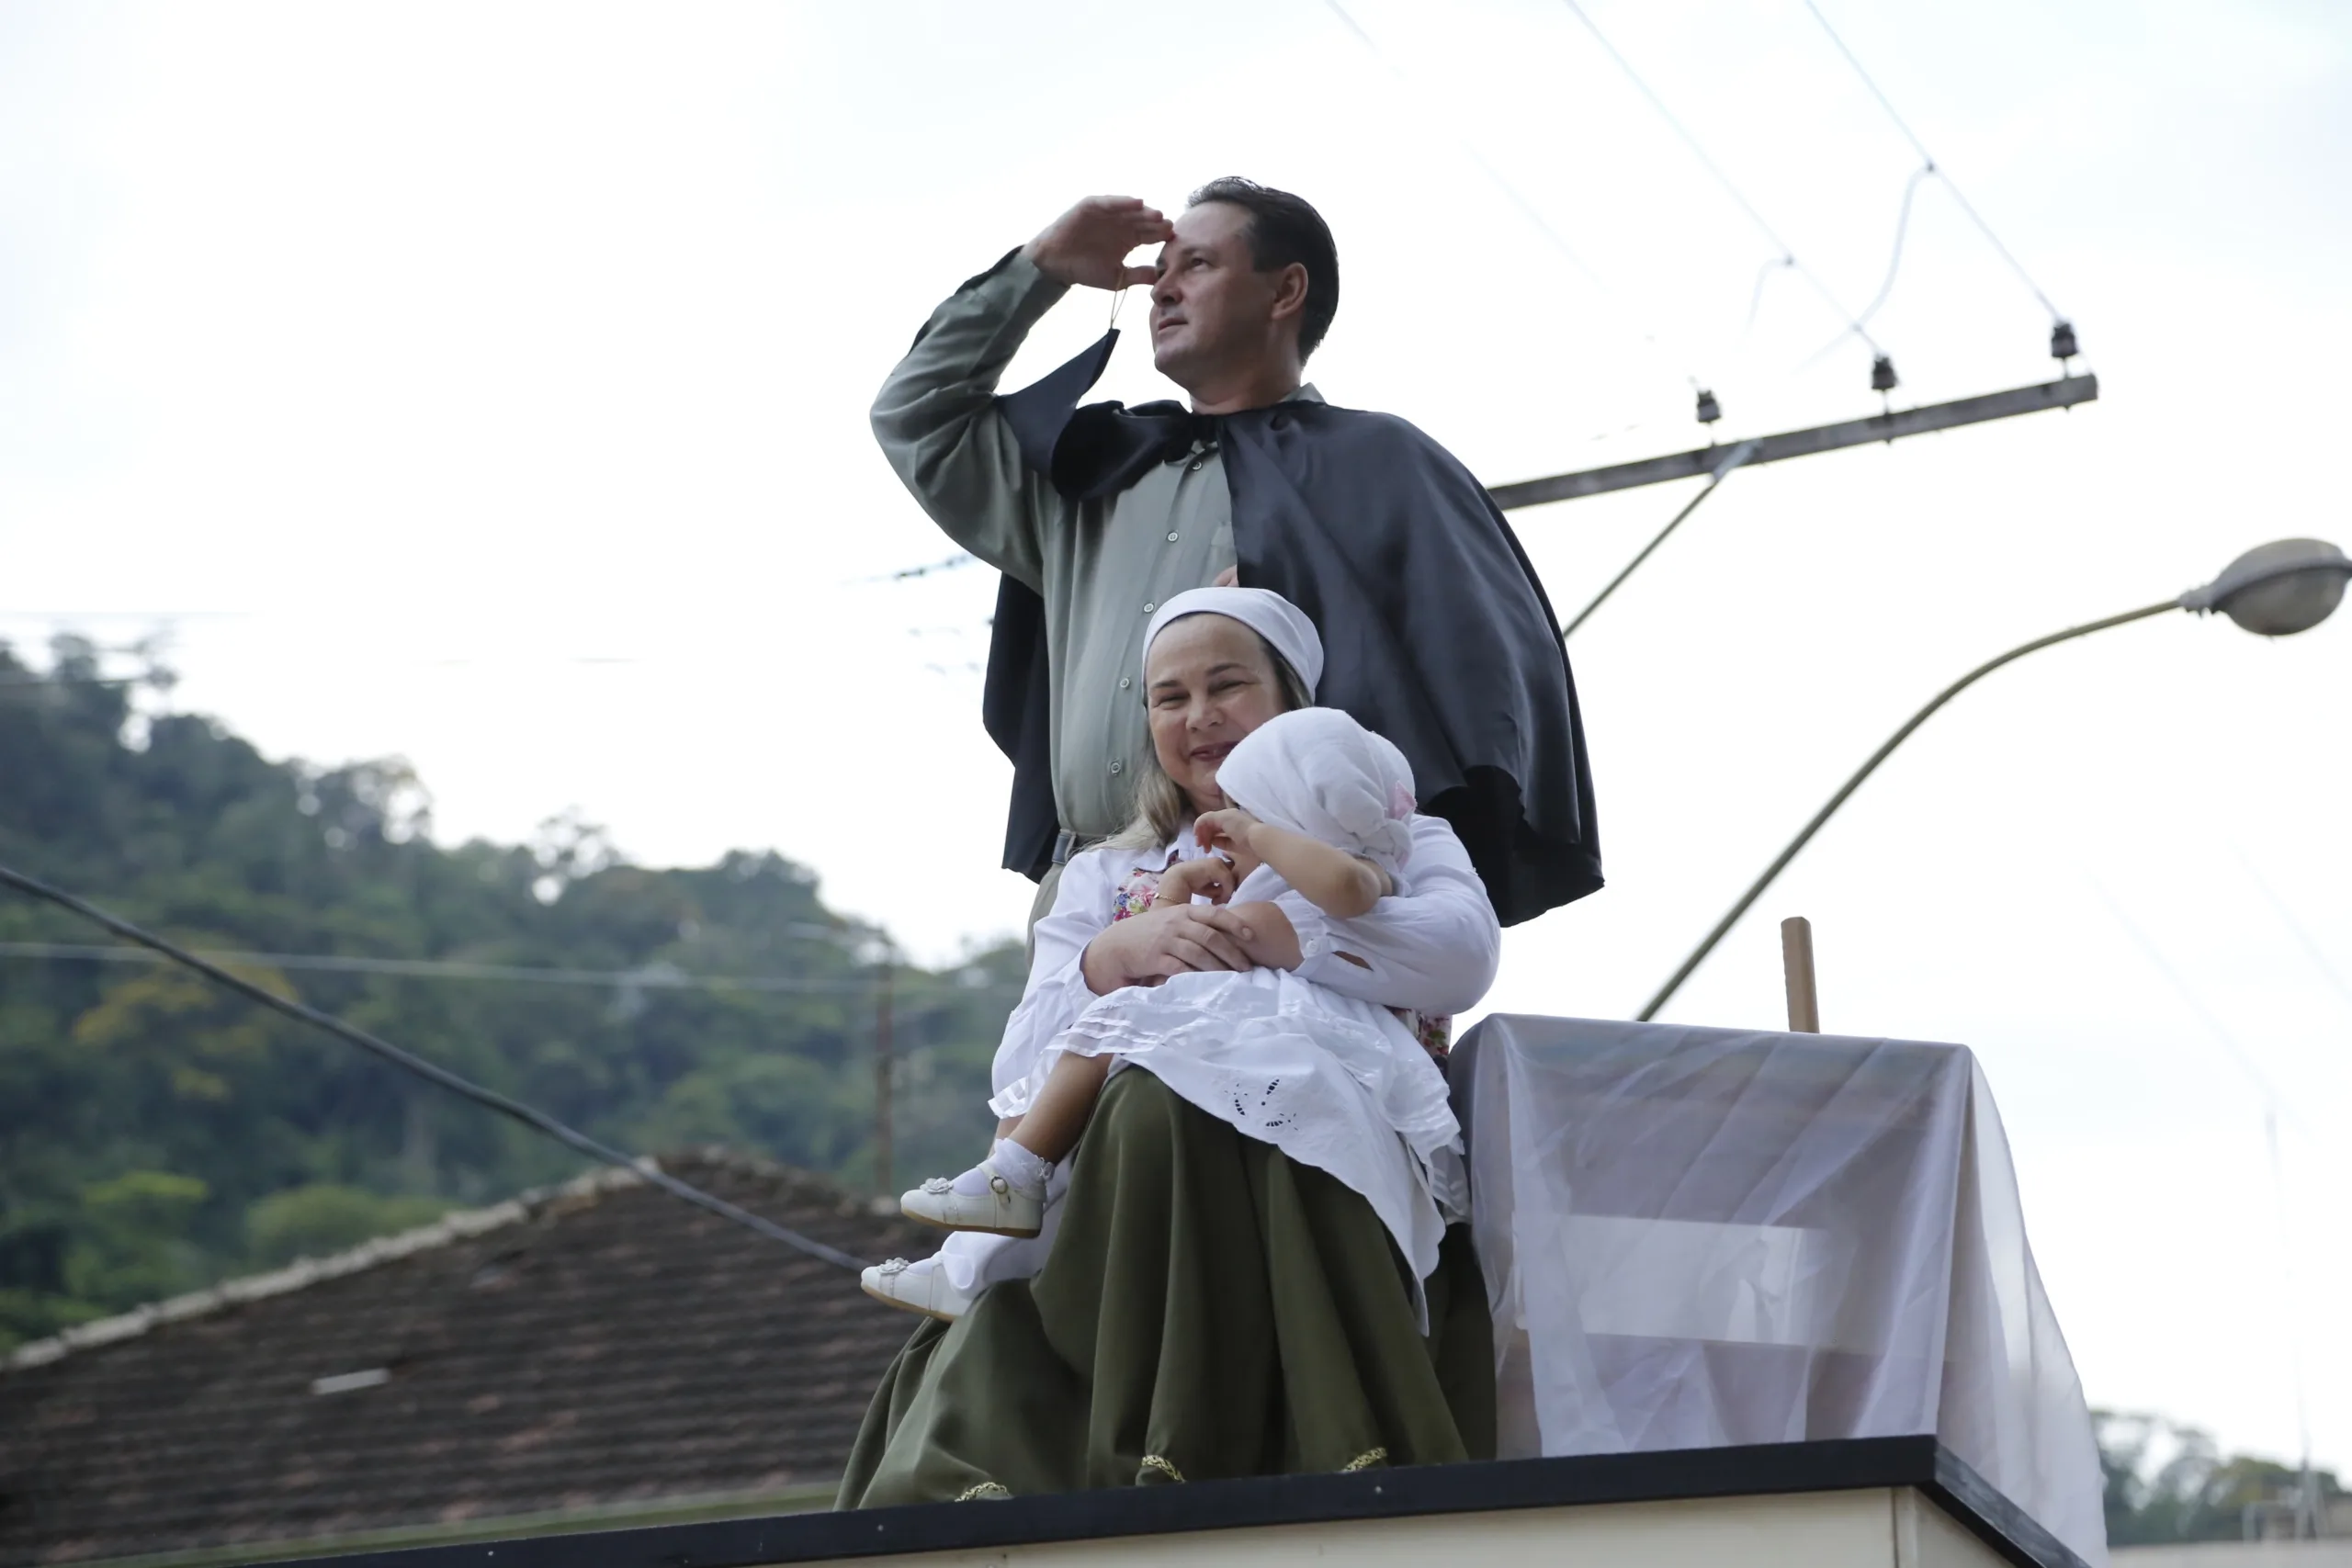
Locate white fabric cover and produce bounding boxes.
[1456,1016,2108,1567]
[1215,707,1419,880]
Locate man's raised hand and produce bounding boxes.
[1023,197,1173,291]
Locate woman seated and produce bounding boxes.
[836,587,1500,1506]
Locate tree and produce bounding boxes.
[0,637,1020,1351]
[2098,1409,2344,1543]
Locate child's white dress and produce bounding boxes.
[934,710,1484,1314]
[927,813,1497,1305]
[1039,874,1467,1297]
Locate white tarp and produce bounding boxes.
[1457,1016,2107,1566]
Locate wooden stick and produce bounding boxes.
[1781,917,1821,1033]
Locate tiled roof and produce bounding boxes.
[0,1152,936,1567]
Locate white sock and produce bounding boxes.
[990,1137,1053,1195]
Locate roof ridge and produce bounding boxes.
[3,1161,657,1374]
[5,1146,892,1376]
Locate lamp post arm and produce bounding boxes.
[1635,596,2183,1022]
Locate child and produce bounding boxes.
[892,705,1468,1318]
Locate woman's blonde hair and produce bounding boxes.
[1108,626,1313,851]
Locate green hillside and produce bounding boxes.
[0,636,1021,1351]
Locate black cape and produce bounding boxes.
[985,329,1602,927]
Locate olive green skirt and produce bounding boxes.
[835,1069,1495,1506]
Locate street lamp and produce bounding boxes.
[1638,538,2352,1022]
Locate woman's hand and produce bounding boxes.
[1081,902,1261,995]
[1226,900,1303,971]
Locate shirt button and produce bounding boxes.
[1187,458,1204,472]
[1109,760,1125,775]
[1119,677,1132,690]
[1166,531,1180,543]
[1143,601,1157,614]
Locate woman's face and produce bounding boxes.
[1144,615,1288,816]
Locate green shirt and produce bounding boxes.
[873,250,1319,840]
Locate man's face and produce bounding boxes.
[1149,202,1280,388]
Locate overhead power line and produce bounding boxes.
[1555,0,1883,357]
[1324,0,1711,397]
[1799,0,2069,326]
[0,940,915,995]
[0,861,874,1272]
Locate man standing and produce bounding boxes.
[873,180,1601,935]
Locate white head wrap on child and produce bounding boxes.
[1141,587,1324,694]
[1214,707,1419,877]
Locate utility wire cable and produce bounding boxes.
[1799,0,2066,322]
[1324,0,1710,393]
[1555,0,1883,354]
[863,552,978,584]
[2089,868,2323,1505]
[1852,164,1935,331]
[0,940,1029,997]
[1792,164,1934,370]
[0,862,873,1272]
[2083,873,2306,1134]
[2233,849,2352,1017]
[1563,442,1758,639]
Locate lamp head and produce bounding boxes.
[2179,538,2351,637]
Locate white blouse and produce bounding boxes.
[988,814,1502,1117]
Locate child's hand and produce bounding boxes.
[1193,808,1266,887]
[1154,855,1240,907]
[1193,807,1261,860]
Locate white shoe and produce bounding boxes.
[899,1161,1045,1237]
[861,1257,975,1322]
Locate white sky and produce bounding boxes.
[5,0,2348,1478]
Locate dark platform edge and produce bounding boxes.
[266,1436,2090,1568]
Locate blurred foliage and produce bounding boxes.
[2098,1408,2344,1543]
[0,636,1022,1352]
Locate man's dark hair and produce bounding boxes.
[1187,176,1340,361]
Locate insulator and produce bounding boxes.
[1694,389,1722,424]
[2050,321,2079,360]
[1870,355,1898,393]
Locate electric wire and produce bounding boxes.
[1323,0,1710,394]
[1555,0,1882,355]
[1792,164,1933,370]
[2262,1108,2324,1539]
[2083,874,2308,1135]
[865,552,978,583]
[2234,850,2352,1016]
[0,940,1034,997]
[1562,442,1756,639]
[2086,870,2324,1505]
[1852,164,1934,332]
[1798,0,2067,322]
[0,861,891,1272]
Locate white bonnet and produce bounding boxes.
[1141,587,1324,694]
[1212,707,1419,876]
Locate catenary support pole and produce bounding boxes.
[1489,376,2098,511]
